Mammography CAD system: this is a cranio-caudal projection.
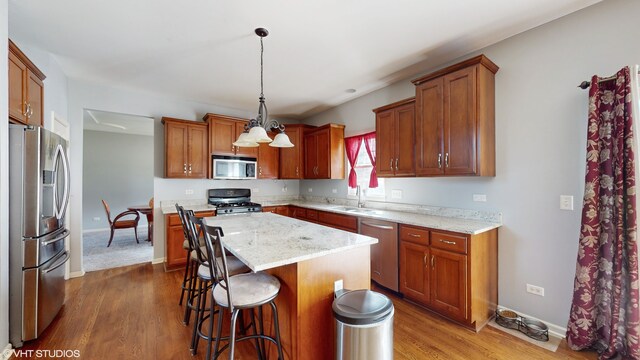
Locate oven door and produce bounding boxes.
[213,156,257,179]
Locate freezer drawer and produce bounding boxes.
[21,250,68,343]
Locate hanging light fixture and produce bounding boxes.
[233,28,294,148]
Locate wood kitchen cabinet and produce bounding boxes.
[399,224,498,331]
[257,134,279,179]
[359,218,398,291]
[163,117,208,178]
[262,206,290,217]
[304,124,345,179]
[165,210,215,269]
[412,54,498,177]
[373,98,415,177]
[204,113,259,158]
[9,40,45,127]
[279,124,316,179]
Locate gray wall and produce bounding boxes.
[82,130,154,231]
[0,0,8,352]
[301,0,640,328]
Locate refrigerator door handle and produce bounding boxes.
[60,145,70,219]
[42,251,69,274]
[52,144,70,220]
[41,229,70,246]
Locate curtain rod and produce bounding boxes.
[578,70,640,89]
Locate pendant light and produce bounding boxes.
[234,28,293,148]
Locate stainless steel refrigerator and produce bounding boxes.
[9,125,71,348]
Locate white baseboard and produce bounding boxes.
[2,343,12,360]
[151,257,165,265]
[497,305,567,339]
[68,270,85,278]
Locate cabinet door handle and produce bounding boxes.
[408,233,421,238]
[183,164,187,174]
[22,101,28,117]
[439,239,456,245]
[28,104,33,117]
[361,222,393,230]
[423,254,427,266]
[25,103,32,118]
[188,164,192,174]
[395,158,399,171]
[438,153,442,169]
[296,166,299,176]
[431,255,435,268]
[373,270,381,276]
[389,159,393,171]
[259,166,263,176]
[445,153,449,168]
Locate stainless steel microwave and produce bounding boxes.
[212,155,257,180]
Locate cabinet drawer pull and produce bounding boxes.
[431,255,435,268]
[439,239,456,245]
[408,233,421,238]
[445,153,449,168]
[361,222,393,230]
[438,153,442,169]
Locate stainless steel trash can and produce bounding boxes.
[333,289,394,360]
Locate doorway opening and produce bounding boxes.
[81,109,154,272]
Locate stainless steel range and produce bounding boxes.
[208,188,262,215]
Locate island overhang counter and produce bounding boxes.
[204,212,378,360]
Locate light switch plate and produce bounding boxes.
[560,195,574,210]
[308,188,313,192]
[185,189,194,195]
[332,189,337,194]
[391,190,402,199]
[473,194,487,202]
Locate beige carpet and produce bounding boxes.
[488,319,561,352]
[83,228,153,272]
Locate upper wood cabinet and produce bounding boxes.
[304,124,345,179]
[9,40,45,127]
[204,113,259,158]
[373,98,415,177]
[162,117,208,178]
[257,133,279,179]
[279,124,316,179]
[412,55,498,177]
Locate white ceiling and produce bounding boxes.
[83,109,154,136]
[9,0,601,119]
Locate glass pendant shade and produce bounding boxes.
[247,126,272,143]
[232,132,259,147]
[269,132,294,147]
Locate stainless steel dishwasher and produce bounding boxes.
[358,218,399,291]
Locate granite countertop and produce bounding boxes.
[204,212,377,272]
[261,200,500,235]
[162,199,501,235]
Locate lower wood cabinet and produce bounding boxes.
[399,225,497,331]
[165,210,215,269]
[262,206,290,217]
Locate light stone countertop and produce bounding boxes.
[162,199,501,235]
[260,201,500,235]
[204,212,377,272]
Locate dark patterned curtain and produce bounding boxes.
[567,67,640,359]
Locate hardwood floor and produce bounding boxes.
[17,263,597,359]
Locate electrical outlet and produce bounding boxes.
[185,189,194,195]
[560,195,574,210]
[332,188,337,194]
[391,190,402,199]
[526,284,545,296]
[473,194,487,202]
[282,185,288,192]
[253,188,260,193]
[308,188,313,192]
[92,217,100,222]
[334,279,343,294]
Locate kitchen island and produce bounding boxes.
[204,212,377,360]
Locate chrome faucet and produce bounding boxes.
[357,185,365,208]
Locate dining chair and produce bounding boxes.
[147,197,154,244]
[101,199,140,247]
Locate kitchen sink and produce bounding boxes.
[331,206,383,215]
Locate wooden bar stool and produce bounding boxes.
[201,222,285,360]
